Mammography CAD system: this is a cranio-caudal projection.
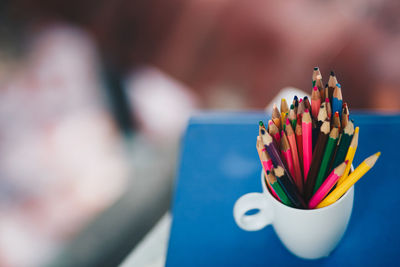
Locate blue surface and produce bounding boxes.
[166,111,400,266]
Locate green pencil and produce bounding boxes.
[330,121,355,170]
[313,127,339,193]
[266,170,293,206]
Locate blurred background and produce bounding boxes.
[0,0,399,266]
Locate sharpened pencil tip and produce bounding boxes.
[313,86,318,91]
[261,129,266,135]
[325,97,330,103]
[266,170,270,174]
[335,112,339,117]
[259,121,264,126]
[314,67,319,70]
[330,71,335,76]
[336,83,341,88]
[286,118,290,125]
[376,152,381,157]
[355,127,359,133]
[294,95,298,100]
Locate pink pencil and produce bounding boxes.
[268,120,281,146]
[262,148,273,171]
[308,161,348,209]
[311,86,321,118]
[257,136,280,200]
[280,131,295,178]
[302,109,312,182]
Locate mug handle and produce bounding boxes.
[233,192,274,231]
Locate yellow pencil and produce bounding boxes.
[317,151,381,208]
[337,127,359,185]
[280,98,289,127]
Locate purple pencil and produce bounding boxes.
[259,126,306,208]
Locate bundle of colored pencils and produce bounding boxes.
[257,67,381,209]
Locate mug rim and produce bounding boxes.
[261,169,354,212]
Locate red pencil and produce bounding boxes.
[302,109,313,182]
[311,86,321,118]
[268,120,281,146]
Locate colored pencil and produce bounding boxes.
[280,98,289,127]
[333,111,341,131]
[268,120,281,146]
[297,98,305,116]
[317,102,328,126]
[256,135,273,172]
[341,103,349,128]
[273,166,306,209]
[295,115,303,168]
[259,126,296,186]
[328,71,337,101]
[280,130,295,179]
[317,152,381,208]
[318,80,325,101]
[313,127,339,193]
[337,126,359,186]
[325,97,332,120]
[308,161,348,209]
[332,83,343,118]
[311,118,319,151]
[303,96,311,112]
[266,170,292,206]
[324,84,329,103]
[289,105,297,130]
[293,96,299,114]
[257,136,280,200]
[331,121,354,170]
[302,109,313,182]
[312,66,321,82]
[285,118,303,193]
[312,67,324,93]
[311,86,321,118]
[272,103,281,129]
[304,120,330,200]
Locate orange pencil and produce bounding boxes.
[272,104,281,129]
[285,118,303,193]
[280,131,295,179]
[311,86,321,118]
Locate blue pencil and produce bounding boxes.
[332,83,343,118]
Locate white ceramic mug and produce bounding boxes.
[233,170,354,259]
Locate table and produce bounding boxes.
[166,111,400,266]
